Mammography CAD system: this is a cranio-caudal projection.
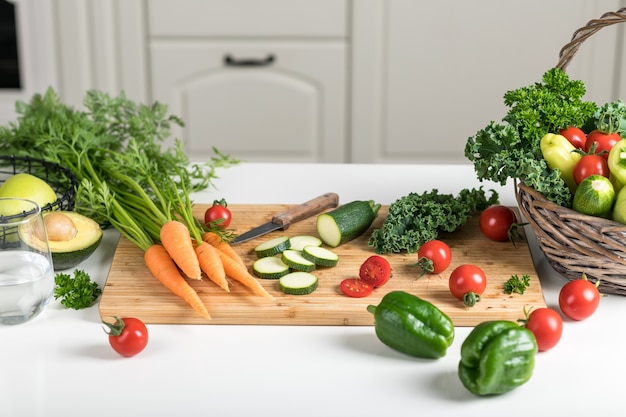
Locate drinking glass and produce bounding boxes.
[0,198,55,325]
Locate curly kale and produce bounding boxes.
[465,68,597,208]
[368,187,499,254]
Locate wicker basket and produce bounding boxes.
[0,155,78,220]
[515,7,626,295]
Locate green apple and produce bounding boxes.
[0,173,58,216]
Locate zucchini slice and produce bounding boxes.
[253,256,290,279]
[281,249,316,272]
[289,235,322,251]
[279,272,319,295]
[254,236,291,258]
[301,245,339,267]
[316,200,381,247]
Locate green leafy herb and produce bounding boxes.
[593,100,626,135]
[54,269,102,309]
[465,68,598,208]
[504,274,531,295]
[368,187,499,254]
[0,88,239,250]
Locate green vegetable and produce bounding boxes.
[369,187,498,254]
[54,269,102,309]
[254,236,291,258]
[503,274,530,295]
[0,88,238,252]
[612,185,626,224]
[281,249,316,272]
[279,271,319,295]
[465,68,597,208]
[608,138,626,192]
[458,320,537,396]
[572,174,615,218]
[316,200,381,248]
[367,290,455,359]
[593,100,626,137]
[540,133,581,193]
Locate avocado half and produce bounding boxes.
[43,211,103,270]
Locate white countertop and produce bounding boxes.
[3,162,625,417]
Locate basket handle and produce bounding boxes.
[556,7,626,71]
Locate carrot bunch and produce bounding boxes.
[85,147,271,319]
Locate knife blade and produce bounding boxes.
[231,192,339,244]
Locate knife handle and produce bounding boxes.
[271,192,339,229]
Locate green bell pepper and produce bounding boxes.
[367,291,454,359]
[458,320,537,396]
[608,138,626,193]
[540,133,581,193]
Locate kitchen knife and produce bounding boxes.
[231,192,339,244]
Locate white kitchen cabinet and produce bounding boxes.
[147,0,348,162]
[45,0,625,164]
[351,0,625,164]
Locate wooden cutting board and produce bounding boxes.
[99,204,546,326]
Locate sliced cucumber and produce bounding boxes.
[279,271,318,295]
[281,249,316,272]
[301,245,339,267]
[254,236,291,258]
[316,200,381,247]
[289,235,322,251]
[253,256,290,279]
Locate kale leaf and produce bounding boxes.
[464,68,597,208]
[368,187,499,254]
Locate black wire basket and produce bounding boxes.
[0,155,78,221]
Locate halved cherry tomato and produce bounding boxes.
[103,316,149,357]
[415,239,452,276]
[479,205,521,242]
[522,307,563,352]
[340,278,373,298]
[559,274,600,321]
[359,255,392,287]
[449,264,487,307]
[204,198,232,229]
[559,126,586,149]
[585,130,620,160]
[573,153,609,185]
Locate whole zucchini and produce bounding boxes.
[316,200,381,247]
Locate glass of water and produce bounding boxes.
[0,198,54,325]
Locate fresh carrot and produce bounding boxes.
[160,220,202,280]
[216,250,274,299]
[195,241,229,292]
[144,244,210,319]
[202,231,245,266]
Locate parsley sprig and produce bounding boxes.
[465,68,598,208]
[54,270,102,310]
[504,274,531,295]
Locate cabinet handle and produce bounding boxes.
[224,54,275,67]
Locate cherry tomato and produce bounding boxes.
[103,316,149,357]
[558,274,601,321]
[340,278,374,298]
[573,153,609,185]
[449,264,487,307]
[523,307,563,352]
[479,205,519,242]
[204,198,232,229]
[585,130,620,160]
[559,126,586,149]
[415,239,452,276]
[359,255,392,287]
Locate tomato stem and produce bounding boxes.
[102,316,126,337]
[463,292,481,307]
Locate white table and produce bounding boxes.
[3,163,624,417]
